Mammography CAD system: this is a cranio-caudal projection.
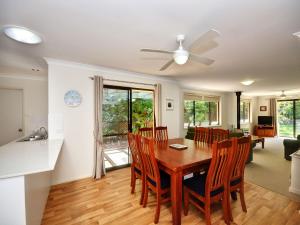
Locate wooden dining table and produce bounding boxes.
[154,138,213,225]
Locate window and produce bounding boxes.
[240,101,250,124]
[184,99,220,128]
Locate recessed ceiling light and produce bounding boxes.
[241,80,255,86]
[3,25,42,44]
[293,31,300,38]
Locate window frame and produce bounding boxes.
[184,99,220,128]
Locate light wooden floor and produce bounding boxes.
[42,168,300,225]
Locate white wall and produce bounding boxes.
[224,93,259,134]
[0,75,48,135]
[257,96,271,116]
[47,59,182,184]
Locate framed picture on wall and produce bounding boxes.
[166,99,174,111]
[260,106,267,111]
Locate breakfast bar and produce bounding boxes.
[0,138,63,225]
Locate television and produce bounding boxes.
[258,116,273,126]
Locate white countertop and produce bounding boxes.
[0,139,63,179]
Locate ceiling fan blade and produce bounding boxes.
[189,29,220,52]
[190,54,214,65]
[140,49,173,54]
[160,59,174,71]
[189,40,218,54]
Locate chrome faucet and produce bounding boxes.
[39,127,48,139]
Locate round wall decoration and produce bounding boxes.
[64,90,82,107]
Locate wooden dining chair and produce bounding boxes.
[227,136,251,221]
[183,139,234,225]
[128,133,145,205]
[138,127,153,138]
[154,126,168,141]
[211,128,229,143]
[139,136,171,224]
[194,127,211,143]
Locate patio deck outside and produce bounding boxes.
[103,134,130,169]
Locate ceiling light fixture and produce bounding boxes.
[3,25,42,44]
[173,35,189,65]
[241,80,254,86]
[293,31,300,38]
[173,49,189,65]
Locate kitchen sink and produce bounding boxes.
[17,127,48,142]
[17,135,47,142]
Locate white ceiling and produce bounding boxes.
[0,0,299,95]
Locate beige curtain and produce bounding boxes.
[270,98,277,136]
[154,83,162,127]
[93,76,106,179]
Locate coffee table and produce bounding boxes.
[251,135,265,149]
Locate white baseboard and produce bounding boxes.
[289,186,300,195]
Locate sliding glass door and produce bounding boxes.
[277,99,300,138]
[103,87,130,169]
[132,89,154,132]
[102,86,154,170]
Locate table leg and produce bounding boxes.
[171,170,183,225]
[262,139,265,149]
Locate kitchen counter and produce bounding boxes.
[0,138,63,179]
[0,138,63,225]
[289,150,300,195]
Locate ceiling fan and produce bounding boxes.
[140,29,220,71]
[279,90,287,98]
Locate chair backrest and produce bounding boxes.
[128,133,143,171]
[194,127,211,143]
[138,127,153,138]
[211,128,229,143]
[230,136,251,182]
[206,139,233,196]
[139,136,160,186]
[155,126,168,141]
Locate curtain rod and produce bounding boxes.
[89,76,156,86]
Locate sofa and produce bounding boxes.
[283,135,300,160]
[184,126,254,163]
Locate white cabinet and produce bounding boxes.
[289,150,300,195]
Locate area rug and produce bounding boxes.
[245,137,300,202]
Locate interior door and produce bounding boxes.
[0,88,23,146]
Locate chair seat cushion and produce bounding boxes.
[183,174,224,197]
[230,177,241,186]
[147,170,170,189]
[134,167,142,175]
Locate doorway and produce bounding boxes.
[102,85,154,170]
[277,99,300,138]
[0,88,23,146]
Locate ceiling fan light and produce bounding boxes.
[173,50,189,65]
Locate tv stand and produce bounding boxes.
[254,125,275,137]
